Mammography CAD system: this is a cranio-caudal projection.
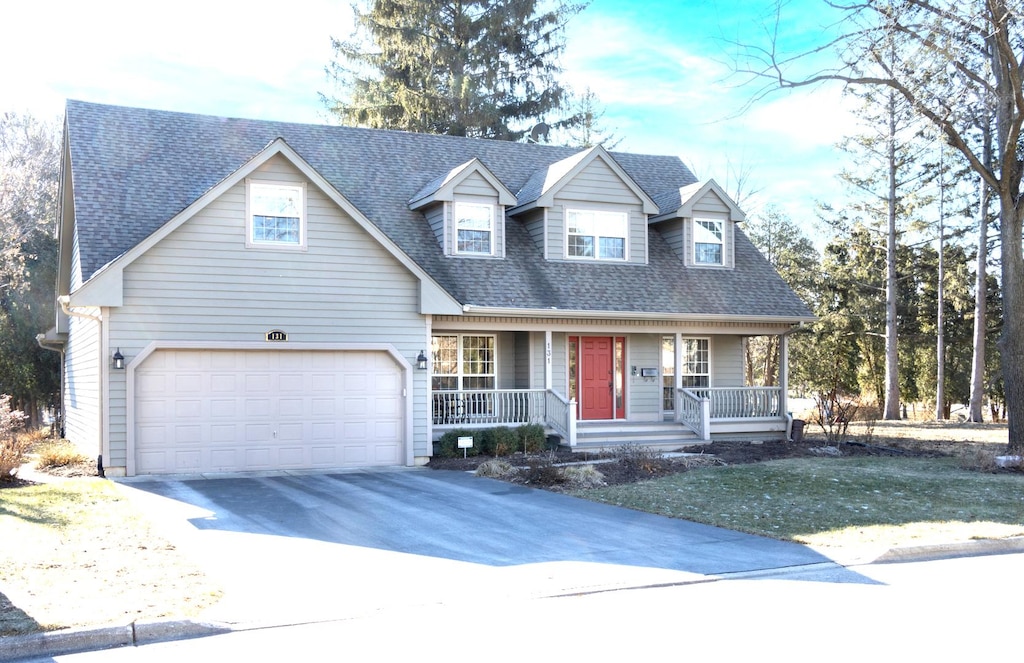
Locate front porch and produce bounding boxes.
[431,386,790,451]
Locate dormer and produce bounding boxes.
[650,179,744,269]
[409,158,516,258]
[509,145,659,265]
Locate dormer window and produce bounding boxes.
[247,180,306,249]
[694,218,723,265]
[566,209,627,260]
[455,202,495,255]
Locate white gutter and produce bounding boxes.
[57,295,101,321]
[459,303,817,325]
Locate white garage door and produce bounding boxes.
[134,349,404,475]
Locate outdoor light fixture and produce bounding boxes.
[417,350,428,370]
[112,348,125,370]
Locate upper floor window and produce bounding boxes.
[694,218,723,265]
[455,202,495,255]
[247,181,306,249]
[566,209,627,260]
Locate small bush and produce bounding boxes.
[475,458,517,479]
[560,464,605,488]
[521,452,564,486]
[518,424,546,453]
[613,443,671,481]
[490,426,518,456]
[0,396,28,481]
[437,429,481,458]
[35,440,90,469]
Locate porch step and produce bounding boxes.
[569,421,701,452]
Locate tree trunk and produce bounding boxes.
[883,92,900,420]
[969,159,990,422]
[935,150,946,421]
[999,194,1024,453]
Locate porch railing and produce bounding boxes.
[703,387,783,419]
[676,389,710,439]
[432,388,577,446]
[675,387,784,438]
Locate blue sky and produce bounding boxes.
[1,0,856,224]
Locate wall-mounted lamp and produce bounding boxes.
[112,348,125,370]
[416,350,428,370]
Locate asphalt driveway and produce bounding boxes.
[117,468,849,627]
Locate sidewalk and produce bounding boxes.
[4,534,1023,662]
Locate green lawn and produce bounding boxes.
[574,456,1024,551]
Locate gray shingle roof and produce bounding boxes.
[65,100,812,320]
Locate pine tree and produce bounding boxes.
[323,0,588,140]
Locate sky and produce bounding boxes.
[0,0,860,225]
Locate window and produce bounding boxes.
[680,338,710,389]
[430,334,496,391]
[431,334,497,424]
[662,336,710,412]
[247,181,305,248]
[454,202,494,255]
[694,218,723,265]
[566,209,627,260]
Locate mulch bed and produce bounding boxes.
[425,437,961,489]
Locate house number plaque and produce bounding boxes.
[266,330,288,342]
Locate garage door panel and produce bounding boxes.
[134,349,405,474]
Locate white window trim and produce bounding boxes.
[430,333,497,390]
[693,218,724,266]
[245,179,307,251]
[679,336,711,388]
[565,208,629,261]
[453,201,496,256]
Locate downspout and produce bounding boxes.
[55,295,106,475]
[35,332,65,438]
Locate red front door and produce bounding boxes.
[580,336,614,420]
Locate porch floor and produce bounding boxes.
[567,421,702,453]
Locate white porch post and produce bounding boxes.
[780,332,790,417]
[544,330,553,390]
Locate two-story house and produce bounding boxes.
[44,101,813,477]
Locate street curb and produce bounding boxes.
[813,535,1024,567]
[0,620,231,662]
[871,535,1024,564]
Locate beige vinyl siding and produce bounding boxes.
[626,334,661,421]
[711,335,744,387]
[107,155,429,467]
[458,171,499,197]
[514,332,530,389]
[530,331,546,389]
[550,332,567,393]
[653,219,684,264]
[547,159,647,264]
[520,209,546,252]
[424,204,446,251]
[497,331,515,389]
[62,310,102,460]
[70,225,85,291]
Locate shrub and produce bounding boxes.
[614,443,671,481]
[490,426,518,456]
[35,440,90,469]
[436,429,481,458]
[0,396,29,481]
[560,464,605,488]
[518,424,546,453]
[475,458,517,479]
[520,452,564,486]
